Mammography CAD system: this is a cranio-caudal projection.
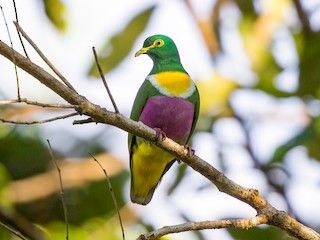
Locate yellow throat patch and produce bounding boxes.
[147,71,195,98]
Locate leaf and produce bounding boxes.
[15,170,130,225]
[239,7,293,98]
[0,128,51,180]
[89,6,155,77]
[195,75,238,131]
[271,117,320,163]
[296,32,320,97]
[196,74,238,117]
[43,0,67,31]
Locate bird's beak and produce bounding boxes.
[135,45,154,57]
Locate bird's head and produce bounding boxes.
[135,35,180,61]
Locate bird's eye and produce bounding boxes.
[154,39,164,47]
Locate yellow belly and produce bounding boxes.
[131,141,174,198]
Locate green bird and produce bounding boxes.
[128,35,200,205]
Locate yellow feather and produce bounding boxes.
[132,141,174,198]
[153,72,192,96]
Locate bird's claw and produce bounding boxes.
[154,128,166,142]
[184,145,195,156]
[177,146,195,163]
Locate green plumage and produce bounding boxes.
[128,35,200,205]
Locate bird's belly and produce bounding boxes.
[140,96,194,143]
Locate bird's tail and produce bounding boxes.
[130,159,175,205]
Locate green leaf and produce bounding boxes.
[0,128,51,180]
[271,117,320,163]
[296,32,320,97]
[88,6,155,77]
[43,0,67,31]
[16,170,129,225]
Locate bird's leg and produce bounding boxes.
[153,127,166,143]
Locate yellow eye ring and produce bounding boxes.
[153,39,164,47]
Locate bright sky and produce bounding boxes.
[1,1,320,239]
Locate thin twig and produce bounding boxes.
[0,221,29,240]
[89,153,125,240]
[137,215,268,240]
[12,0,29,59]
[0,112,78,125]
[92,46,119,113]
[47,140,69,240]
[0,98,78,108]
[1,4,21,100]
[0,39,319,240]
[73,117,95,125]
[233,113,300,221]
[292,0,312,35]
[13,21,77,93]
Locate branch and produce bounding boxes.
[0,4,21,99]
[292,0,312,35]
[137,215,268,240]
[0,40,319,239]
[90,153,125,240]
[14,22,77,93]
[92,47,119,113]
[47,140,69,240]
[0,220,29,240]
[0,112,78,125]
[0,98,77,108]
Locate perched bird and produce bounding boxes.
[128,35,200,205]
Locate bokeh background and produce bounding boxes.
[0,0,320,239]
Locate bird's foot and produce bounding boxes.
[154,128,166,143]
[184,145,195,156]
[177,146,195,164]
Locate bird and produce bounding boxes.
[128,34,200,205]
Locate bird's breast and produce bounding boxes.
[147,72,196,98]
[140,96,194,143]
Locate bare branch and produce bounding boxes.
[47,140,69,240]
[0,221,29,240]
[0,38,319,240]
[92,46,119,113]
[137,215,268,240]
[73,117,95,125]
[13,21,77,93]
[0,98,78,108]
[292,0,312,34]
[12,0,29,59]
[1,4,21,99]
[0,112,78,124]
[0,207,45,240]
[90,153,125,240]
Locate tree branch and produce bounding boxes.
[0,40,319,239]
[137,215,268,240]
[0,112,78,125]
[0,98,78,108]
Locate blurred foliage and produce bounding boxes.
[42,0,67,31]
[15,170,129,225]
[0,126,51,180]
[297,31,320,97]
[272,116,320,162]
[89,6,155,76]
[1,0,320,239]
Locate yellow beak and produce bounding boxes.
[135,45,154,57]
